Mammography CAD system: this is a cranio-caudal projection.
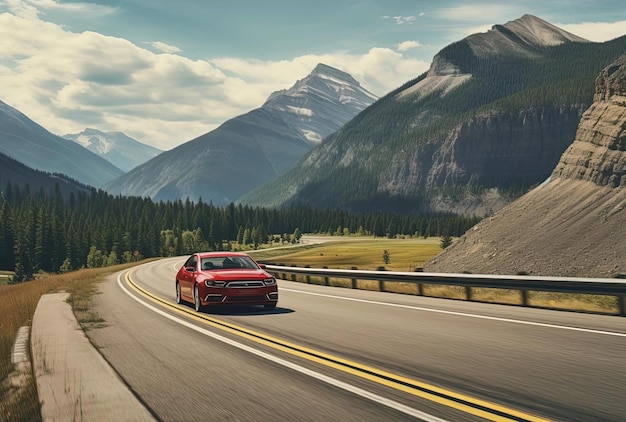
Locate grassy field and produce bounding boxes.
[251,237,442,271]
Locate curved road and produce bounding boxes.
[87,257,626,421]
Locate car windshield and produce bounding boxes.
[200,256,259,270]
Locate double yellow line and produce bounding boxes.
[125,271,550,422]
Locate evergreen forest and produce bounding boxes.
[0,182,479,280]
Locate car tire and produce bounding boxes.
[194,285,203,312]
[175,282,182,304]
[264,303,277,310]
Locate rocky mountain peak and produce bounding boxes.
[261,63,376,144]
[63,128,162,172]
[552,55,626,187]
[465,14,588,57]
[310,63,358,84]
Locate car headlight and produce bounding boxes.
[263,278,277,286]
[205,280,226,287]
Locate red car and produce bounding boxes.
[175,252,278,312]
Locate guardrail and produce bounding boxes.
[264,265,626,316]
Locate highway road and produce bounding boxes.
[87,257,626,421]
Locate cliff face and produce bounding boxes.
[424,56,626,278]
[379,105,585,192]
[552,55,626,187]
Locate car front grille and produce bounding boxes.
[226,281,265,288]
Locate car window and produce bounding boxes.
[200,256,258,270]
[184,255,197,270]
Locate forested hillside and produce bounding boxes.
[0,152,91,198]
[0,182,479,279]
[240,20,626,215]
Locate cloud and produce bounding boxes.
[397,40,423,52]
[557,20,626,42]
[436,4,518,22]
[24,0,117,17]
[147,41,182,54]
[381,15,416,25]
[211,50,429,100]
[0,10,426,150]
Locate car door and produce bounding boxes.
[179,255,198,300]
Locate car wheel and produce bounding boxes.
[175,282,182,304]
[194,285,203,312]
[264,303,277,310]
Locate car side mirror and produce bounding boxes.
[258,264,266,269]
[185,266,196,272]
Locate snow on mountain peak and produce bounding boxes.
[63,128,162,172]
[262,64,377,144]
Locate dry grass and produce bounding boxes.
[0,260,154,422]
[252,237,442,271]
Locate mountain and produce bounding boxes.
[0,101,124,188]
[104,64,376,204]
[0,151,91,198]
[424,55,626,278]
[239,15,626,216]
[62,128,162,172]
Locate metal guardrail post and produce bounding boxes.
[620,296,625,316]
[378,280,385,292]
[521,290,529,307]
[305,265,311,284]
[351,267,357,289]
[417,283,424,296]
[465,286,472,301]
[323,266,329,286]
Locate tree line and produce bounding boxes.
[0,182,480,280]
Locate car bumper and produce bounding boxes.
[200,286,278,306]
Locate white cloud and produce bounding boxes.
[394,15,416,25]
[397,40,423,52]
[147,41,182,54]
[25,0,117,16]
[381,15,416,25]
[436,5,518,22]
[0,10,426,150]
[4,0,40,18]
[557,20,626,42]
[211,49,429,100]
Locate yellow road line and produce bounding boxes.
[125,271,551,422]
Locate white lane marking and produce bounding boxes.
[280,287,626,338]
[117,273,449,422]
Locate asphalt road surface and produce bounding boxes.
[86,257,626,421]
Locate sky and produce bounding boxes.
[0,1,625,150]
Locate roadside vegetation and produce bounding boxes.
[0,261,152,422]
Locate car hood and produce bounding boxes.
[202,269,270,280]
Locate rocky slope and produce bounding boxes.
[424,56,626,277]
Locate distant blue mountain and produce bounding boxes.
[0,100,123,188]
[63,128,162,172]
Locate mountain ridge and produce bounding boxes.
[63,128,162,172]
[104,63,376,204]
[239,15,626,216]
[0,100,124,188]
